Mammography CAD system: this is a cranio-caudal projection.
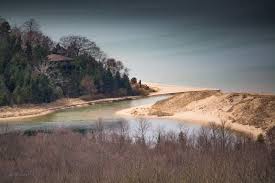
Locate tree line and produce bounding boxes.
[0,18,134,106]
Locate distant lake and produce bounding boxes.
[7,15,275,93]
[68,19,274,93]
[107,24,275,93]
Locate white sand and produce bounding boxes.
[144,82,218,96]
[0,82,213,121]
[116,83,270,136]
[116,105,263,137]
[0,96,140,121]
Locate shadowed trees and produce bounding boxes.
[0,18,134,106]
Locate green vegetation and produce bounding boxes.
[0,18,136,106]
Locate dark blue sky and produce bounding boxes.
[1,0,275,92]
[1,0,274,23]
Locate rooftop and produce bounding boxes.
[47,54,73,62]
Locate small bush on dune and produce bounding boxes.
[257,133,265,143]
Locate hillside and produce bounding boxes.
[149,91,275,130]
[0,18,136,107]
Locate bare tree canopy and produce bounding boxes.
[135,118,151,144]
[21,18,41,35]
[21,18,43,44]
[59,35,101,58]
[104,58,126,76]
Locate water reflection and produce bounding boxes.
[0,95,201,135]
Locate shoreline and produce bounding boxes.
[115,87,274,137]
[0,83,212,121]
[2,82,270,138]
[115,104,263,137]
[144,82,219,96]
[0,96,141,121]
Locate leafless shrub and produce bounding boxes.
[0,123,10,134]
[95,118,105,143]
[0,124,273,183]
[135,118,151,145]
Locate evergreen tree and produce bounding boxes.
[0,75,9,106]
[0,18,136,106]
[25,41,32,62]
[103,69,114,94]
[121,74,132,95]
[114,71,121,91]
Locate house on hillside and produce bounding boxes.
[47,54,73,62]
[47,54,74,72]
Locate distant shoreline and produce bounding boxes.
[0,83,213,121]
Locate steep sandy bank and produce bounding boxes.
[117,91,275,136]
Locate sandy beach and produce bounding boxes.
[144,82,218,96]
[116,104,264,136]
[0,96,140,121]
[116,87,275,136]
[0,82,211,121]
[1,82,273,137]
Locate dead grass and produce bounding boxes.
[0,121,274,183]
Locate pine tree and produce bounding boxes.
[25,41,32,62]
[114,71,121,91]
[103,69,114,94]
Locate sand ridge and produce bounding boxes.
[116,88,275,136]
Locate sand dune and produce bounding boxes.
[117,89,275,136]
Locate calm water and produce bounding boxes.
[0,96,201,136]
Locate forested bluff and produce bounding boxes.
[0,18,150,106]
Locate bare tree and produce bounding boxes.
[218,120,232,151]
[59,35,97,57]
[0,123,10,134]
[103,58,128,76]
[208,121,233,151]
[21,18,41,42]
[135,118,151,145]
[117,119,129,138]
[116,119,130,148]
[22,18,40,33]
[95,118,105,143]
[34,61,51,78]
[177,124,188,146]
[90,46,106,62]
[96,50,107,62]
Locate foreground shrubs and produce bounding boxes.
[0,121,274,183]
